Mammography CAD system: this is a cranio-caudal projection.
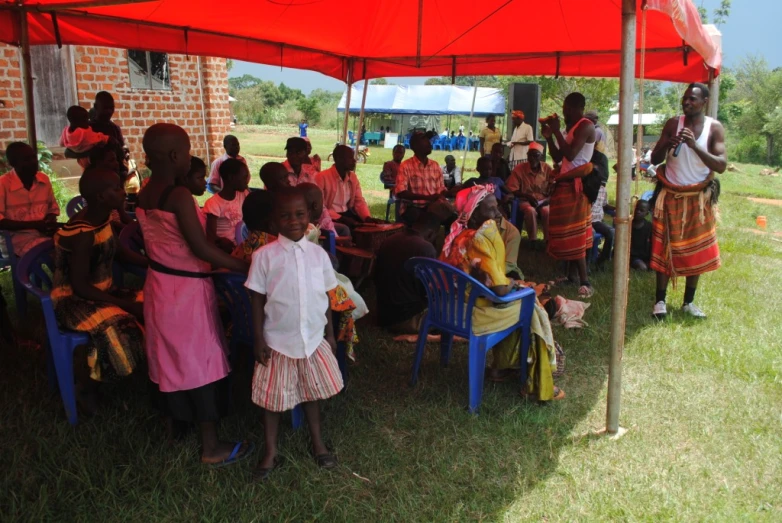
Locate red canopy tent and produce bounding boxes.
[0,0,719,82]
[0,0,720,435]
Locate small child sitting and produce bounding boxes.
[297,182,338,237]
[630,199,653,271]
[462,156,512,203]
[259,161,290,192]
[60,106,110,169]
[232,190,276,263]
[177,157,208,197]
[204,158,250,253]
[246,187,343,480]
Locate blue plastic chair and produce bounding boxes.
[348,131,356,146]
[66,196,87,218]
[510,198,520,228]
[457,136,467,150]
[640,189,655,202]
[212,272,348,430]
[17,240,90,425]
[448,137,458,151]
[380,173,397,222]
[235,221,248,245]
[2,230,29,320]
[403,134,411,149]
[320,228,337,257]
[405,257,536,413]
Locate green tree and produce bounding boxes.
[370,78,390,85]
[297,97,321,125]
[228,74,263,94]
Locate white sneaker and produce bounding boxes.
[652,301,667,318]
[681,303,707,318]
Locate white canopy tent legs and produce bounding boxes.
[604,0,637,438]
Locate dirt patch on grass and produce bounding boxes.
[748,197,782,207]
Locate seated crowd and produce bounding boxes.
[1,88,667,482]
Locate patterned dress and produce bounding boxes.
[52,219,144,382]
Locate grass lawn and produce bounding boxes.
[2,125,781,521]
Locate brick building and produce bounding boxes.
[0,44,231,165]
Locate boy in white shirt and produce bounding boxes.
[203,158,249,252]
[246,187,343,481]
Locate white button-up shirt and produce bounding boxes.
[245,234,338,359]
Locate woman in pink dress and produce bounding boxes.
[137,123,253,466]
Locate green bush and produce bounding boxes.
[729,135,775,165]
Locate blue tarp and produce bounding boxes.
[337,85,505,116]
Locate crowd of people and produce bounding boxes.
[0,81,725,480]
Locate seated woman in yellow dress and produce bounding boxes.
[440,184,564,401]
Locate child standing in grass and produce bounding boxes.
[204,159,250,253]
[247,187,343,481]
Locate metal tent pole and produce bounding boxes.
[461,80,478,174]
[605,0,637,437]
[19,9,37,152]
[355,78,369,159]
[341,61,353,144]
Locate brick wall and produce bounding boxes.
[0,47,27,144]
[0,44,231,164]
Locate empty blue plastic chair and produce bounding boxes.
[457,136,467,150]
[448,137,458,151]
[235,221,248,245]
[66,196,86,218]
[2,230,29,320]
[348,131,355,146]
[406,257,536,413]
[403,134,411,149]
[17,240,90,425]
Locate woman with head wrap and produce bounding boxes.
[440,185,564,400]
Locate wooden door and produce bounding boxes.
[31,45,76,147]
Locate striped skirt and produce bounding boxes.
[650,189,720,277]
[547,182,593,260]
[251,340,344,412]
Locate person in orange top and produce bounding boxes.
[506,142,554,248]
[317,145,382,229]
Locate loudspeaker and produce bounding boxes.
[507,83,541,141]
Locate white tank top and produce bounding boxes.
[560,118,595,174]
[666,116,713,186]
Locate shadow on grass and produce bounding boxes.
[0,240,658,521]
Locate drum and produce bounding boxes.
[353,223,404,254]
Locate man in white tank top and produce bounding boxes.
[541,92,597,298]
[649,82,727,319]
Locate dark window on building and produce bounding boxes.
[128,50,170,90]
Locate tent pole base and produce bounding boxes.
[593,427,629,440]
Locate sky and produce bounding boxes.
[230,0,782,94]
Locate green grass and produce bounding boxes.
[2,125,782,521]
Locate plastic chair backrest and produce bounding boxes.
[450,137,458,150]
[212,272,253,346]
[404,257,498,338]
[320,228,337,257]
[15,240,63,343]
[235,222,248,245]
[66,196,87,218]
[118,220,145,256]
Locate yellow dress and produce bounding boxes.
[440,220,555,399]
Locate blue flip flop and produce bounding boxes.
[208,441,255,468]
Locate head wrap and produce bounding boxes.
[442,185,493,258]
[528,142,544,153]
[512,110,525,120]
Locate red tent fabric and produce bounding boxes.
[0,0,719,83]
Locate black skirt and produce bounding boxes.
[151,377,231,423]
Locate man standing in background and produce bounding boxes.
[508,110,534,169]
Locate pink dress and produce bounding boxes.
[136,200,230,393]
